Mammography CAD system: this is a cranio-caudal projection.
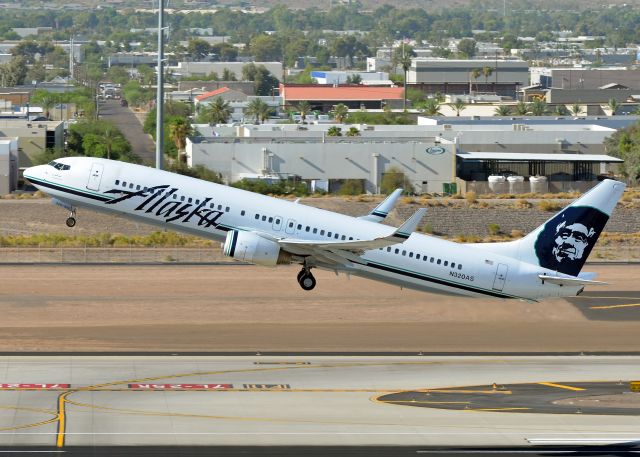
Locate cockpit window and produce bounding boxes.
[48,161,71,171]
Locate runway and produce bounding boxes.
[0,355,638,449]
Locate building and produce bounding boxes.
[407,59,530,98]
[0,120,64,167]
[532,68,640,90]
[169,61,283,80]
[310,71,390,85]
[0,138,18,195]
[186,116,627,195]
[279,84,404,112]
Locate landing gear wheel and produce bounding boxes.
[298,271,316,291]
[65,217,76,228]
[297,269,306,283]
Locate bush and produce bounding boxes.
[539,200,562,211]
[232,178,309,196]
[464,191,477,204]
[337,179,364,196]
[487,223,501,235]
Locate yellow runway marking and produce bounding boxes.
[418,389,512,395]
[590,303,640,310]
[0,406,59,432]
[575,296,640,300]
[382,401,470,405]
[538,382,585,391]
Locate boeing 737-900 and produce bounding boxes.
[24,157,625,301]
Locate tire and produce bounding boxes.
[65,217,76,228]
[299,273,316,291]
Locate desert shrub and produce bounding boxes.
[464,191,477,204]
[539,200,562,211]
[487,223,501,235]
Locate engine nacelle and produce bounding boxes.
[223,230,291,267]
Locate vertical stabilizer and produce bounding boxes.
[516,179,625,276]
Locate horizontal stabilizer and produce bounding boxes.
[538,274,608,286]
[358,189,403,223]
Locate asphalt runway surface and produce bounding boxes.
[1,264,640,352]
[0,355,638,450]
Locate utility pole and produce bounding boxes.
[155,0,165,170]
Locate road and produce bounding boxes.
[99,99,156,165]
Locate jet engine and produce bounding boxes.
[223,230,291,267]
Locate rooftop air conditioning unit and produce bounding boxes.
[443,124,452,130]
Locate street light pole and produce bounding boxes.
[155,0,165,170]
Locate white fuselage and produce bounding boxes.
[24,158,582,301]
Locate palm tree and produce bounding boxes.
[470,68,481,94]
[607,98,618,116]
[481,66,493,93]
[421,98,442,116]
[327,126,342,136]
[494,105,512,116]
[330,103,349,123]
[295,101,312,123]
[346,126,361,136]
[570,103,583,116]
[201,97,232,124]
[514,100,529,115]
[101,127,119,160]
[553,104,569,116]
[449,99,466,117]
[245,99,271,124]
[37,94,57,120]
[528,98,548,116]
[169,117,193,160]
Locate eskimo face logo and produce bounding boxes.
[534,206,608,276]
[552,221,595,263]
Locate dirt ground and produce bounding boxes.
[1,264,638,352]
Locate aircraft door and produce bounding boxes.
[492,263,508,291]
[273,216,283,231]
[285,219,296,234]
[86,163,104,191]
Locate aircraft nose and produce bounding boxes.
[23,164,46,183]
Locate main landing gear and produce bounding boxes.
[297,267,316,291]
[65,209,77,228]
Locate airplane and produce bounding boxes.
[23,157,625,301]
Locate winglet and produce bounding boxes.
[358,189,403,223]
[390,208,427,241]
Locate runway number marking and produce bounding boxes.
[0,384,70,389]
[128,384,233,390]
[243,384,291,390]
[537,382,585,391]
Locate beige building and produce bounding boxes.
[0,120,64,167]
[0,138,18,195]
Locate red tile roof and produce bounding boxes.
[195,87,230,102]
[281,84,403,102]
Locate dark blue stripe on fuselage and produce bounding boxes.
[27,177,111,202]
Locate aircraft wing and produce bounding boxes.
[278,208,426,255]
[358,189,403,223]
[538,274,608,286]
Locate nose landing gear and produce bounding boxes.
[297,267,316,291]
[65,210,76,228]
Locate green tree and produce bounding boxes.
[449,99,466,117]
[211,42,238,62]
[327,126,342,136]
[242,63,279,96]
[470,68,481,93]
[528,98,548,116]
[381,166,414,195]
[330,103,349,123]
[608,98,619,116]
[421,98,442,116]
[187,38,211,61]
[604,122,640,185]
[199,97,232,125]
[295,100,312,123]
[570,103,583,116]
[249,34,281,61]
[222,68,237,81]
[346,126,361,137]
[0,56,27,86]
[245,99,271,124]
[457,38,476,58]
[169,117,193,159]
[553,104,570,116]
[514,101,530,115]
[494,105,512,116]
[31,90,58,119]
[481,66,493,92]
[71,121,134,161]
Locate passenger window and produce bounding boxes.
[458,264,463,270]
[437,259,441,265]
[129,183,133,189]
[444,261,448,267]
[387,247,391,252]
[136,185,141,190]
[305,226,310,232]
[430,257,434,263]
[225,207,229,212]
[262,216,267,221]
[402,250,406,256]
[181,196,185,202]
[218,205,222,210]
[289,222,294,228]
[313,228,317,234]
[348,237,353,240]
[297,224,302,230]
[276,219,280,224]
[255,214,259,220]
[409,252,414,258]
[115,180,120,185]
[172,194,177,199]
[416,254,420,260]
[451,262,455,268]
[334,234,339,239]
[394,248,399,254]
[327,232,332,237]
[188,198,192,203]
[241,210,246,216]
[122,181,127,186]
[341,235,346,240]
[320,230,325,236]
[195,199,200,205]
[269,217,274,223]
